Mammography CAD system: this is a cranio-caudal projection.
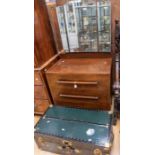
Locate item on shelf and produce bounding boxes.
[55,0,111,52]
[82,0,96,5]
[99,33,110,42]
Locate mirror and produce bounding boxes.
[46,0,111,53]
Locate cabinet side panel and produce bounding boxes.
[34,0,57,67]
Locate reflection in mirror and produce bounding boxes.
[46,0,111,53]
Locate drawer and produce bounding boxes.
[56,78,108,96]
[54,93,111,110]
[34,72,43,85]
[34,99,49,114]
[34,86,48,99]
[46,74,111,110]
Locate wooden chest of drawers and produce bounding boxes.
[46,57,112,110]
[34,71,50,115]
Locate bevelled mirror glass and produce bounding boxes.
[46,0,111,53]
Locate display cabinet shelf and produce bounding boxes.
[53,0,111,53]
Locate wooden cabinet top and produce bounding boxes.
[46,58,112,74]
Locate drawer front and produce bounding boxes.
[34,99,49,114]
[34,72,43,85]
[34,86,48,99]
[46,74,111,110]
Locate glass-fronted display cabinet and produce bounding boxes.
[51,0,111,52]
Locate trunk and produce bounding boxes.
[35,106,114,155]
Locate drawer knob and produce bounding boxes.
[74,84,78,89]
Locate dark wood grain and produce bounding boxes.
[46,57,112,110]
[34,0,57,67]
[34,70,51,115]
[33,0,120,112]
[34,53,63,115]
[60,52,112,59]
[34,85,48,99]
[47,58,112,74]
[34,72,43,85]
[111,0,120,89]
[34,99,49,115]
[34,0,62,115]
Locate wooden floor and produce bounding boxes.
[34,116,120,155]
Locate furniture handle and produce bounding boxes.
[57,80,98,85]
[93,148,102,155]
[57,145,81,154]
[60,94,99,100]
[62,140,72,146]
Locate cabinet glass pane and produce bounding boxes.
[56,0,111,53]
[98,1,111,52]
[76,5,97,52]
[56,6,69,52]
